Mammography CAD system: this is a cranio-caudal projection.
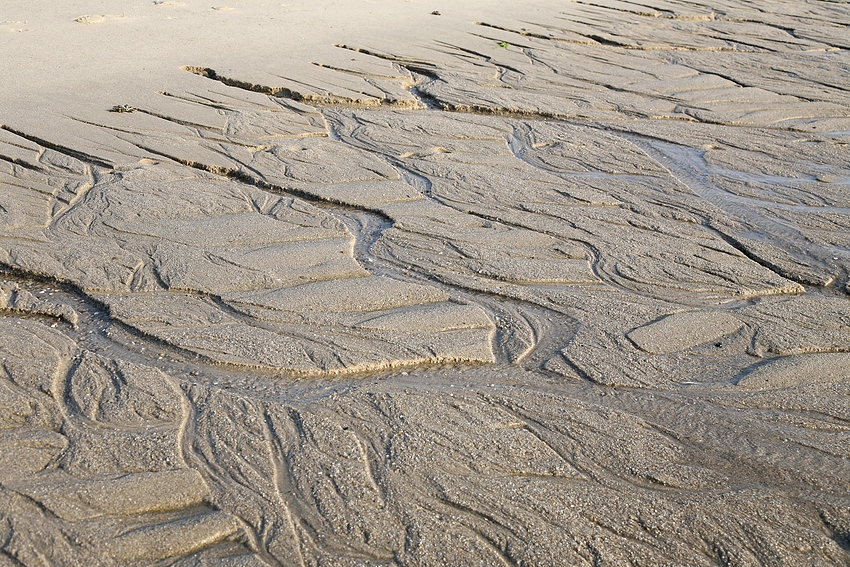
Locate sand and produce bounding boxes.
[1,0,849,564]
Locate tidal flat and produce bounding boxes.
[1,0,849,565]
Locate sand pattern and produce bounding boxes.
[1,0,849,564]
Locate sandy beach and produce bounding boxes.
[1,0,849,564]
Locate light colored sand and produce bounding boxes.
[1,0,850,564]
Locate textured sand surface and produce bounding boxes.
[1,0,850,565]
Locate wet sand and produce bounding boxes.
[1,1,849,565]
